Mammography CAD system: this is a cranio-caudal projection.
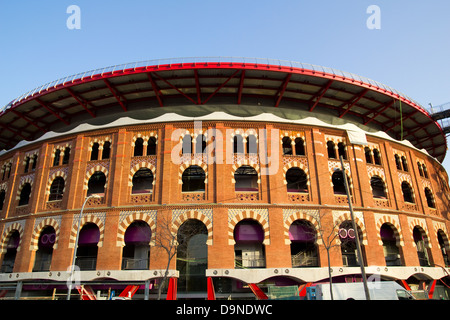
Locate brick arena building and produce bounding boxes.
[0,58,449,299]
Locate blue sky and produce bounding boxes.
[0,0,449,170]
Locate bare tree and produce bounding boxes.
[152,211,207,300]
[287,210,342,299]
[151,210,185,300]
[311,210,342,300]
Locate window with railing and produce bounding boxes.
[75,223,99,271]
[234,220,266,269]
[121,221,151,270]
[380,224,402,266]
[48,177,65,201]
[289,220,318,268]
[33,226,55,272]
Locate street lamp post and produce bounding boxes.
[66,194,101,300]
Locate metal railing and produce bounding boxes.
[428,103,450,133]
[75,257,97,271]
[428,102,450,115]
[291,253,319,268]
[32,259,51,272]
[1,57,427,114]
[121,258,149,270]
[235,257,266,269]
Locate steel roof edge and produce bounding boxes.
[0,57,429,113]
[0,57,445,161]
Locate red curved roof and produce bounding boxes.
[0,58,446,161]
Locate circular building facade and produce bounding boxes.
[0,58,449,299]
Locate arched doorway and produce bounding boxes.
[289,220,319,267]
[76,223,100,270]
[380,223,403,266]
[437,230,450,267]
[122,221,151,270]
[234,219,266,269]
[33,226,56,272]
[176,219,208,294]
[339,221,366,267]
[413,227,432,266]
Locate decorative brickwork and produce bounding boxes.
[29,217,61,251]
[172,209,213,245]
[0,220,25,253]
[116,210,157,247]
[227,208,270,245]
[69,212,106,248]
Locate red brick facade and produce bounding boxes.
[0,120,449,291]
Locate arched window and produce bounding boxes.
[394,154,402,170]
[31,155,38,171]
[422,164,429,178]
[132,168,154,194]
[332,171,351,195]
[234,166,258,192]
[0,189,5,210]
[6,163,11,179]
[182,166,206,192]
[102,141,111,159]
[289,220,318,267]
[282,137,292,155]
[62,147,71,165]
[49,177,65,201]
[286,167,308,193]
[1,164,6,180]
[122,221,151,270]
[327,141,336,159]
[90,143,99,161]
[147,137,157,155]
[338,142,347,160]
[401,156,408,172]
[417,162,424,177]
[19,183,31,206]
[380,224,402,266]
[373,149,381,165]
[53,149,61,166]
[370,176,386,198]
[401,181,414,203]
[182,135,192,154]
[294,137,305,156]
[24,157,30,173]
[134,138,144,157]
[424,187,435,208]
[176,219,208,293]
[364,147,373,164]
[195,134,206,154]
[234,219,266,268]
[76,223,99,270]
[87,172,106,196]
[233,135,244,154]
[247,135,257,154]
[33,226,55,272]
